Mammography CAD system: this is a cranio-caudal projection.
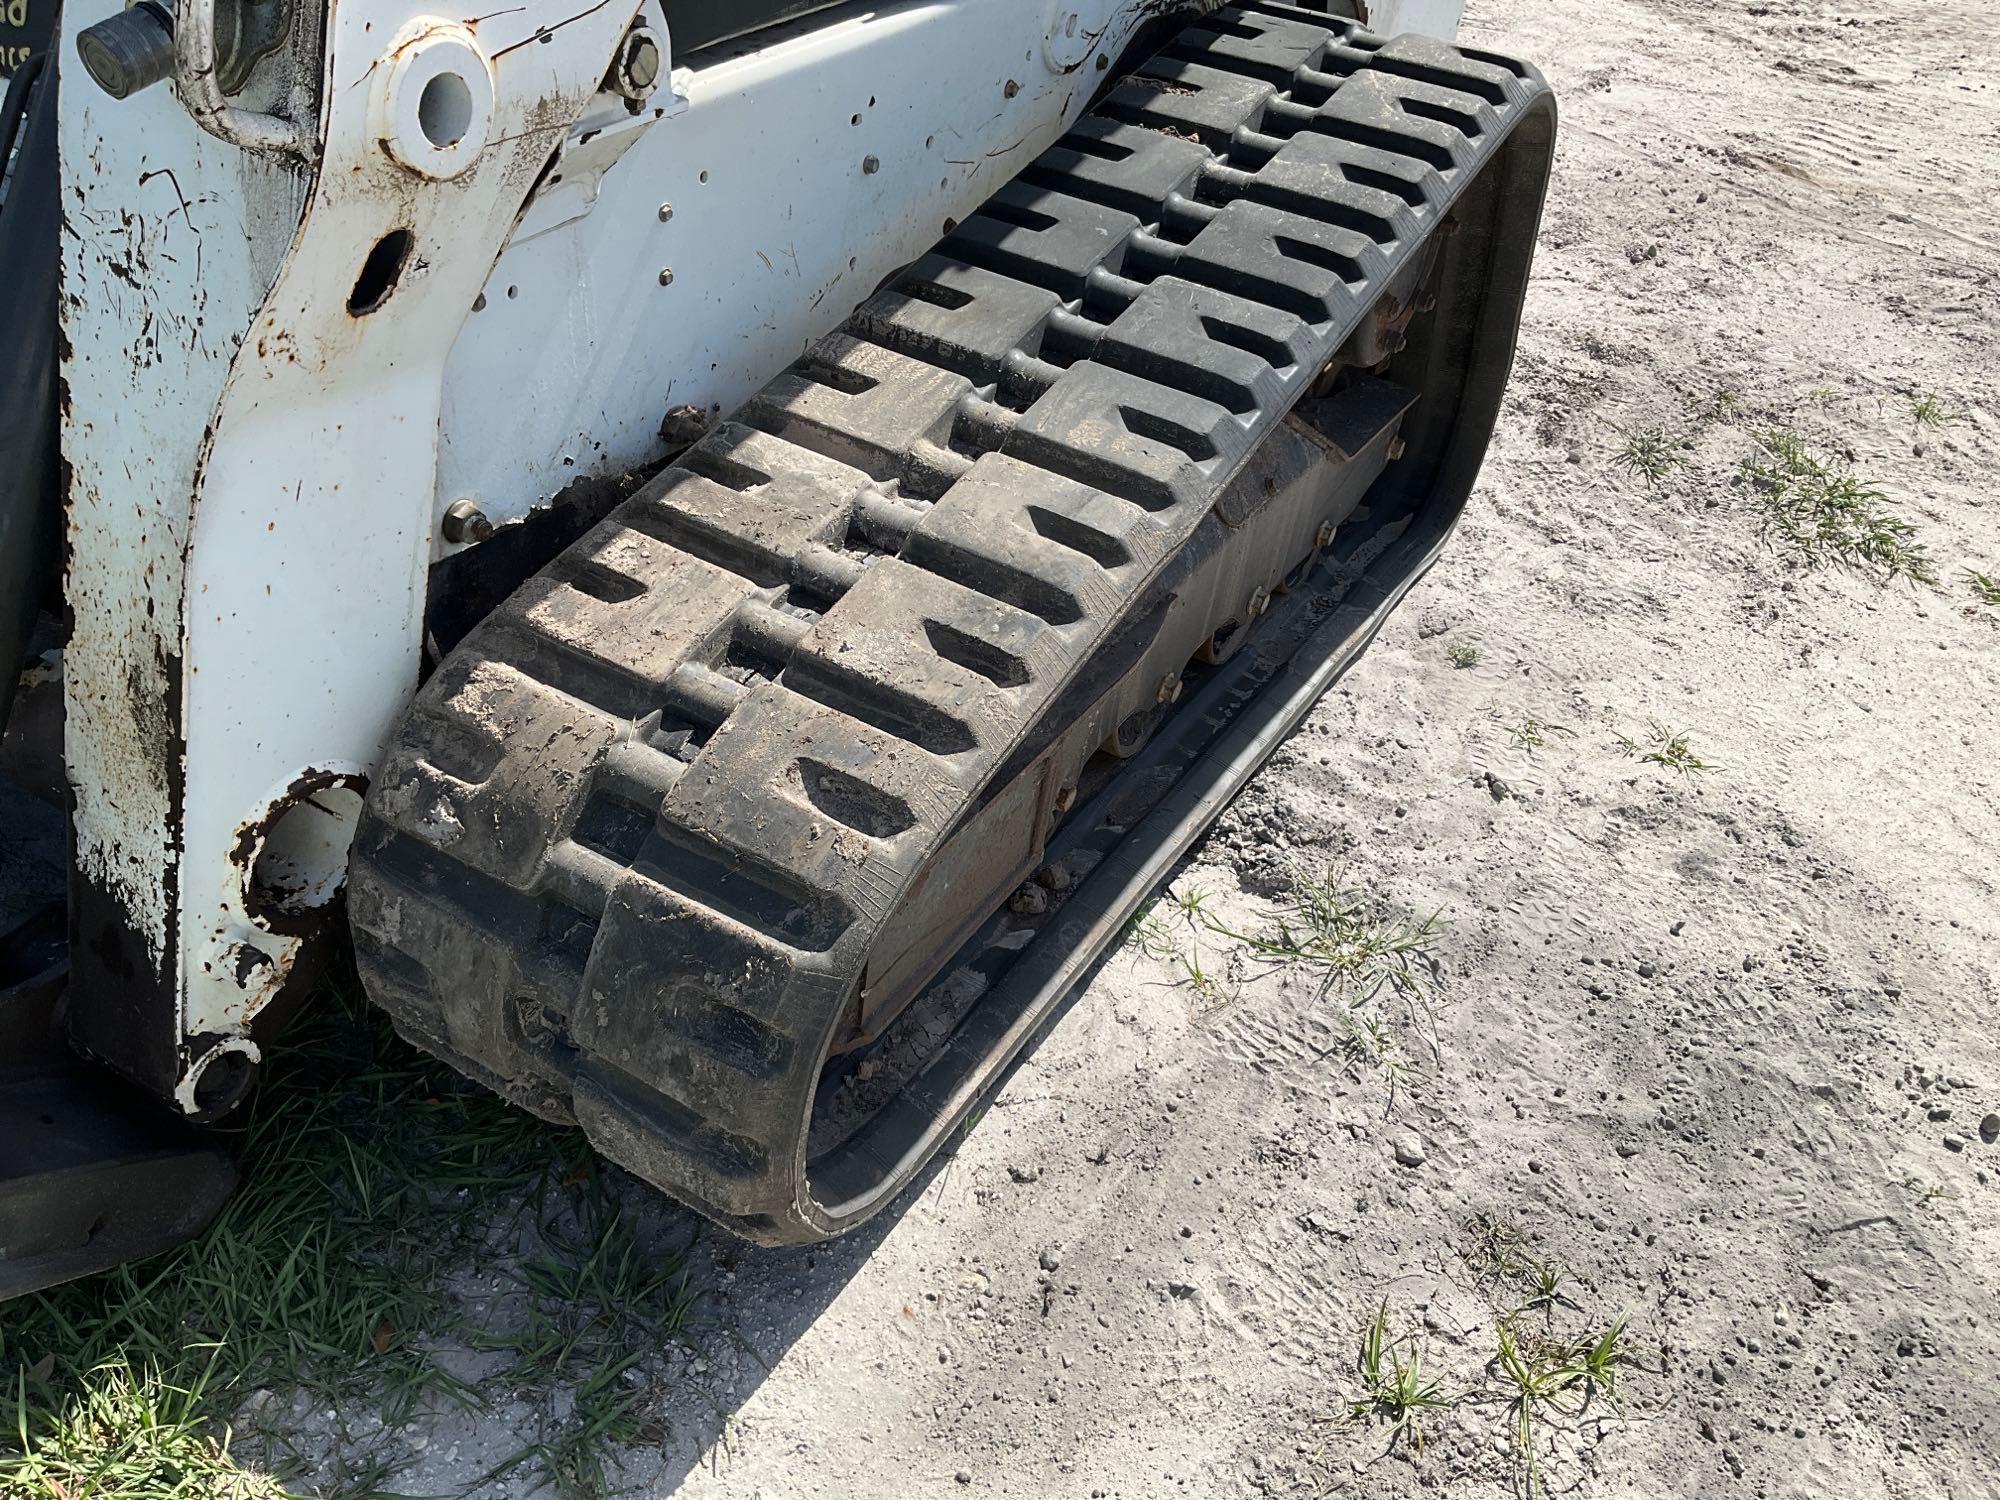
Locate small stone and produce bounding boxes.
[1638,961,1658,978]
[1039,1245,1063,1272]
[1943,1134,1965,1152]
[956,1470,973,1485]
[1009,1163,1042,1183]
[1034,863,1073,893]
[1979,1113,1999,1145]
[1009,883,1049,916]
[1393,1134,1426,1167]
[1670,920,1686,935]
[1615,1141,1641,1158]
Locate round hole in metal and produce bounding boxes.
[418,69,475,149]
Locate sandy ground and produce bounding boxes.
[274,0,2000,1494]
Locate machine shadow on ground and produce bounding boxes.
[2,930,1133,1500]
[630,928,1142,1497]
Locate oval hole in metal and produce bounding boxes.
[418,70,475,148]
[347,228,415,316]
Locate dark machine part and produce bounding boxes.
[351,7,1555,1245]
[72,0,291,101]
[1,0,56,77]
[1,50,57,732]
[73,2,175,99]
[0,908,239,1302]
[667,0,850,57]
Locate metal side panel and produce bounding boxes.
[434,0,1200,538]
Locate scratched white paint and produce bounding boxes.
[1361,0,1464,40]
[59,0,305,976]
[171,0,647,1062]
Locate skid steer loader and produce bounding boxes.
[0,0,1553,1296]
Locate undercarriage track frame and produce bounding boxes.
[351,4,1554,1243]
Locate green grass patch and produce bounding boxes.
[0,965,687,1500]
[1615,719,1718,776]
[1493,1310,1630,1497]
[1347,1301,1454,1450]
[1738,428,1936,584]
[6,1354,288,1499]
[468,1191,697,1499]
[1500,714,1575,754]
[1126,886,1236,1016]
[1611,423,1690,490]
[1904,391,1959,429]
[1198,865,1444,1100]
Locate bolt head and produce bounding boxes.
[658,267,675,287]
[862,154,881,175]
[658,202,674,222]
[1156,673,1184,705]
[443,498,495,545]
[624,32,662,91]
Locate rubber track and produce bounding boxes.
[349,4,1553,1242]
